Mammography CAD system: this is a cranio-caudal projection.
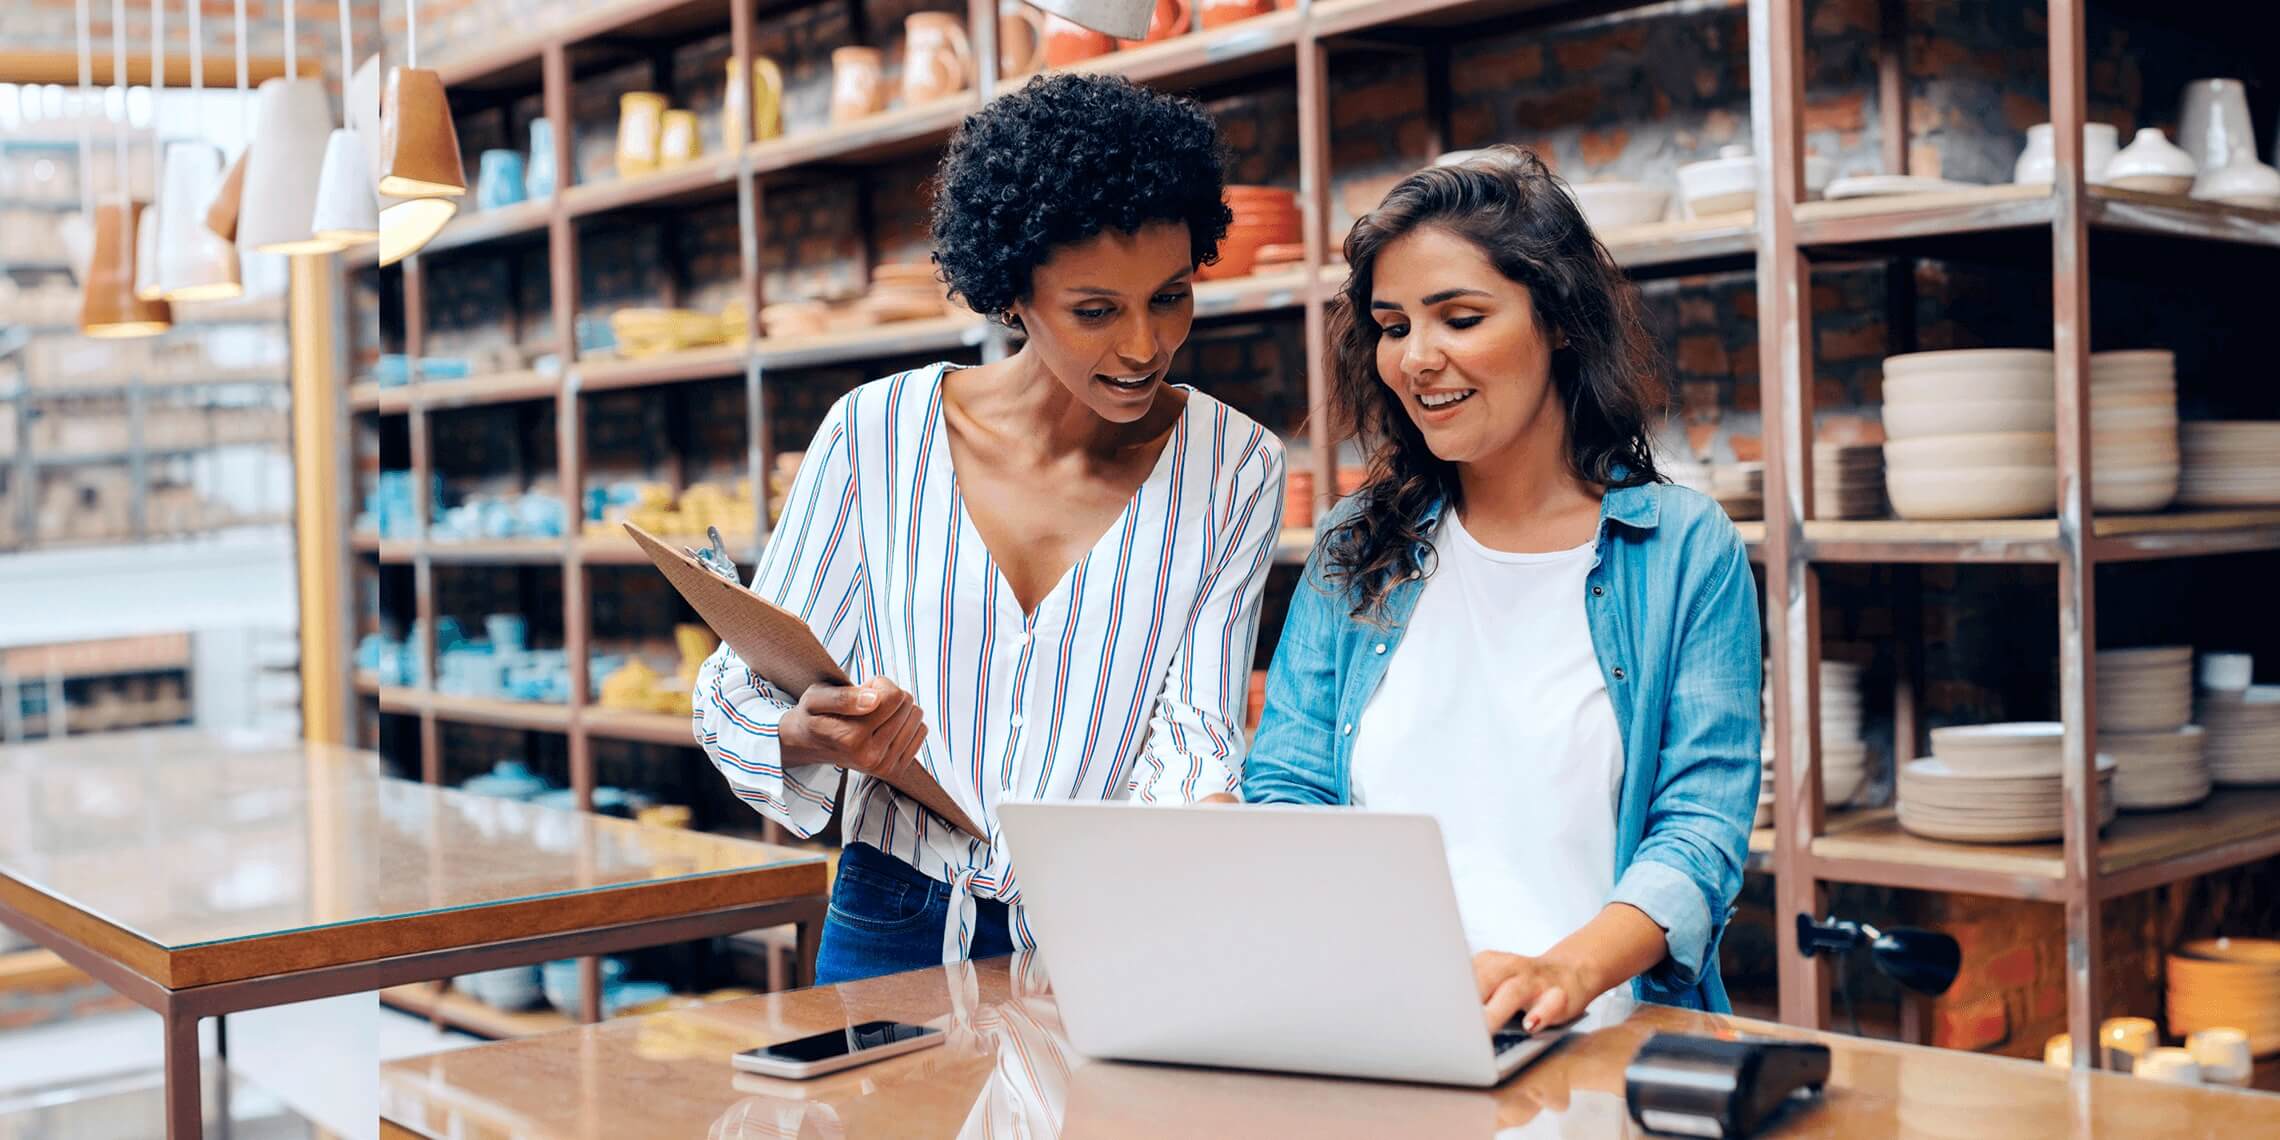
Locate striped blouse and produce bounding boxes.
[694,362,1286,961]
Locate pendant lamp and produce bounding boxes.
[81,0,171,337]
[308,0,378,244]
[237,0,342,253]
[132,0,165,300]
[351,54,456,266]
[203,0,251,244]
[376,0,466,199]
[156,0,242,299]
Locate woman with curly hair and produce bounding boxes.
[694,73,1285,983]
[1243,148,1760,1025]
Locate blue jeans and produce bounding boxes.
[814,843,1014,985]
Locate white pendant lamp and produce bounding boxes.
[236,0,342,253]
[156,0,242,300]
[81,0,170,336]
[308,0,377,245]
[132,0,165,300]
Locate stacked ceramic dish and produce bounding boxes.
[1879,350,2057,520]
[2181,422,2280,507]
[1710,462,1763,521]
[1812,442,1886,520]
[2166,938,2280,1057]
[1204,186,1301,280]
[2089,350,2181,512]
[1568,181,1670,231]
[861,262,953,324]
[1758,658,1870,824]
[2200,684,2280,784]
[2098,646,2210,809]
[1898,722,2116,843]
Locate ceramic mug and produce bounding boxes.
[2099,1016,2158,1070]
[2186,1028,2253,1086]
[616,92,668,178]
[999,1,1048,78]
[525,117,557,198]
[831,46,887,124]
[723,57,785,146]
[475,149,526,210]
[1042,12,1117,68]
[659,109,702,166]
[1131,0,1188,43]
[2179,78,2255,173]
[902,11,974,106]
[1199,0,1272,29]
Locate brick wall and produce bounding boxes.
[8,0,376,91]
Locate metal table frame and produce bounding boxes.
[0,888,823,1138]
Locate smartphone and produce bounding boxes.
[731,1020,945,1079]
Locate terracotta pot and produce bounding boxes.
[902,12,974,106]
[1000,2,1048,78]
[830,46,888,124]
[1043,13,1117,67]
[1199,0,1271,29]
[1124,0,1187,43]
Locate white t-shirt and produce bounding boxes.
[1350,510,1624,958]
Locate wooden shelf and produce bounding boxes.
[578,532,758,565]
[748,97,979,178]
[423,198,557,257]
[1,633,190,679]
[427,692,576,733]
[354,671,381,695]
[1194,266,1326,319]
[754,315,987,371]
[418,368,564,412]
[1603,213,1759,274]
[1794,183,2280,257]
[583,706,700,747]
[380,983,575,1040]
[1807,788,2280,902]
[376,686,424,716]
[560,156,740,219]
[1072,9,1302,90]
[424,539,571,565]
[1792,510,2280,565]
[576,344,748,393]
[377,539,416,564]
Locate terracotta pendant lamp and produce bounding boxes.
[80,0,171,337]
[352,55,455,266]
[308,0,378,245]
[154,0,242,300]
[237,0,342,253]
[372,0,461,267]
[131,0,165,300]
[203,0,251,244]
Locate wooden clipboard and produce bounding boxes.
[623,522,983,837]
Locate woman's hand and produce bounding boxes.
[779,677,928,776]
[1473,950,1594,1033]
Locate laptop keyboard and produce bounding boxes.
[1492,1029,1533,1055]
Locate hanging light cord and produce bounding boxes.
[149,0,163,201]
[75,0,92,221]
[110,0,128,209]
[407,0,419,70]
[338,0,354,94]
[234,0,248,135]
[187,0,200,98]
[284,0,296,80]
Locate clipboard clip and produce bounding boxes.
[687,526,742,583]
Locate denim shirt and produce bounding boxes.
[1241,476,1762,1011]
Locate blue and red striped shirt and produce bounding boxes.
[695,362,1286,960]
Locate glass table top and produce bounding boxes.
[0,729,821,951]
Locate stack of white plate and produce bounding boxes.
[2089,350,2180,512]
[1711,462,1763,521]
[1759,659,1870,810]
[2181,422,2280,507]
[2167,938,2280,1058]
[2201,685,2280,784]
[1880,350,2059,519]
[2099,645,2194,731]
[1811,443,1886,520]
[2104,725,2209,809]
[1899,722,2117,842]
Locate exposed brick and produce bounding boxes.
[1818,323,1885,363]
[2002,92,2046,132]
[1552,25,1647,74]
[1804,92,1867,134]
[1679,297,1718,328]
[1508,88,1600,133]
[1936,993,2011,1052]
[1676,334,1728,377]
[1577,127,1630,170]
[1986,943,2039,989]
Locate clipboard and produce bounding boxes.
[625,522,984,838]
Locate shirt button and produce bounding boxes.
[1010,714,1025,728]
[1611,667,1625,681]
[1592,585,1604,597]
[1341,722,1353,736]
[1373,642,1387,655]
[1013,630,1032,647]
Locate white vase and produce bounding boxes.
[2013,122,2120,186]
[2106,128,2197,195]
[2179,79,2255,173]
[2192,142,2280,209]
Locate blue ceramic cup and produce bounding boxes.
[476,149,527,210]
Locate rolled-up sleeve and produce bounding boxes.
[1614,519,1761,986]
[692,396,868,838]
[1133,432,1284,802]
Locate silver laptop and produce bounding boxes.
[995,801,1565,1087]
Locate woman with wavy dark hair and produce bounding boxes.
[694,73,1285,983]
[1244,147,1760,1025]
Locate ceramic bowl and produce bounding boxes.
[1929,721,2065,774]
[1882,398,2053,441]
[1882,369,2055,406]
[1885,466,2057,519]
[1882,348,2055,377]
[1570,181,1670,230]
[1884,432,2055,470]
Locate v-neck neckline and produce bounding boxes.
[931,363,1193,625]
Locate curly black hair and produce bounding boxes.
[930,73,1232,321]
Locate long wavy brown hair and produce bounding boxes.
[1323,146,1665,621]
